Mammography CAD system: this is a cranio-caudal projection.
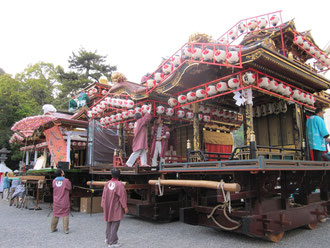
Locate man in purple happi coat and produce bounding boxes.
[151,117,170,168]
[126,104,153,167]
[101,168,128,248]
[51,168,72,234]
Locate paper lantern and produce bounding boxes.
[238,22,246,33]
[275,83,286,94]
[100,118,105,125]
[270,15,279,26]
[227,51,239,64]
[178,95,187,104]
[218,109,224,117]
[211,108,220,117]
[308,46,316,55]
[247,19,257,31]
[186,112,193,119]
[196,89,206,98]
[105,116,111,124]
[224,110,231,119]
[203,115,211,122]
[154,72,164,83]
[294,35,304,45]
[122,111,129,119]
[105,97,111,105]
[202,48,214,61]
[87,111,93,118]
[203,107,211,114]
[216,82,228,92]
[228,78,240,89]
[147,79,156,89]
[170,55,181,67]
[187,91,197,101]
[128,122,135,129]
[198,113,203,121]
[117,99,124,107]
[315,50,321,59]
[191,47,202,60]
[243,72,255,84]
[292,89,302,100]
[162,64,172,75]
[111,98,118,107]
[217,38,228,45]
[127,100,134,109]
[116,113,123,121]
[166,108,174,116]
[302,41,310,50]
[228,29,237,40]
[88,90,93,96]
[206,84,217,96]
[168,97,178,107]
[99,101,107,109]
[72,141,77,146]
[258,77,270,88]
[156,105,165,115]
[214,50,226,63]
[260,105,267,116]
[96,105,103,113]
[301,93,308,103]
[283,86,292,97]
[257,18,268,29]
[177,110,185,118]
[128,109,135,118]
[110,115,117,123]
[182,46,192,59]
[101,90,108,95]
[92,88,98,94]
[268,79,279,91]
[135,107,142,114]
[141,104,150,114]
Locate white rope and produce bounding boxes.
[218,181,232,213]
[155,180,164,196]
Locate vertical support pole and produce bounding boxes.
[66,131,72,164]
[244,103,256,159]
[192,103,200,151]
[34,149,38,163]
[26,151,30,166]
[118,124,124,158]
[280,26,286,57]
[293,104,303,159]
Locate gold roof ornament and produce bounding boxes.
[111,72,127,83]
[188,33,213,43]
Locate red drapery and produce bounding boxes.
[205,144,232,161]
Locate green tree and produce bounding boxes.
[16,62,58,107]
[0,74,39,169]
[56,48,116,110]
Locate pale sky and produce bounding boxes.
[1,0,329,83]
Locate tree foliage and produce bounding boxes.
[0,74,39,169]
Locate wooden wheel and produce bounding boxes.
[266,232,284,243]
[306,221,318,230]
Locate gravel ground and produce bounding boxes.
[1,198,330,248]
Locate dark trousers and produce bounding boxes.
[313,150,324,161]
[106,221,120,245]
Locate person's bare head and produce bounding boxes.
[315,108,324,117]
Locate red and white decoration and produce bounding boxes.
[206,84,217,96]
[187,91,197,101]
[177,110,185,118]
[216,82,229,92]
[178,95,187,104]
[196,89,207,98]
[166,108,174,117]
[168,97,178,107]
[156,105,165,115]
[228,78,240,89]
[227,51,239,64]
[214,50,227,63]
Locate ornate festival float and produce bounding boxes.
[86,10,330,241]
[9,102,91,208]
